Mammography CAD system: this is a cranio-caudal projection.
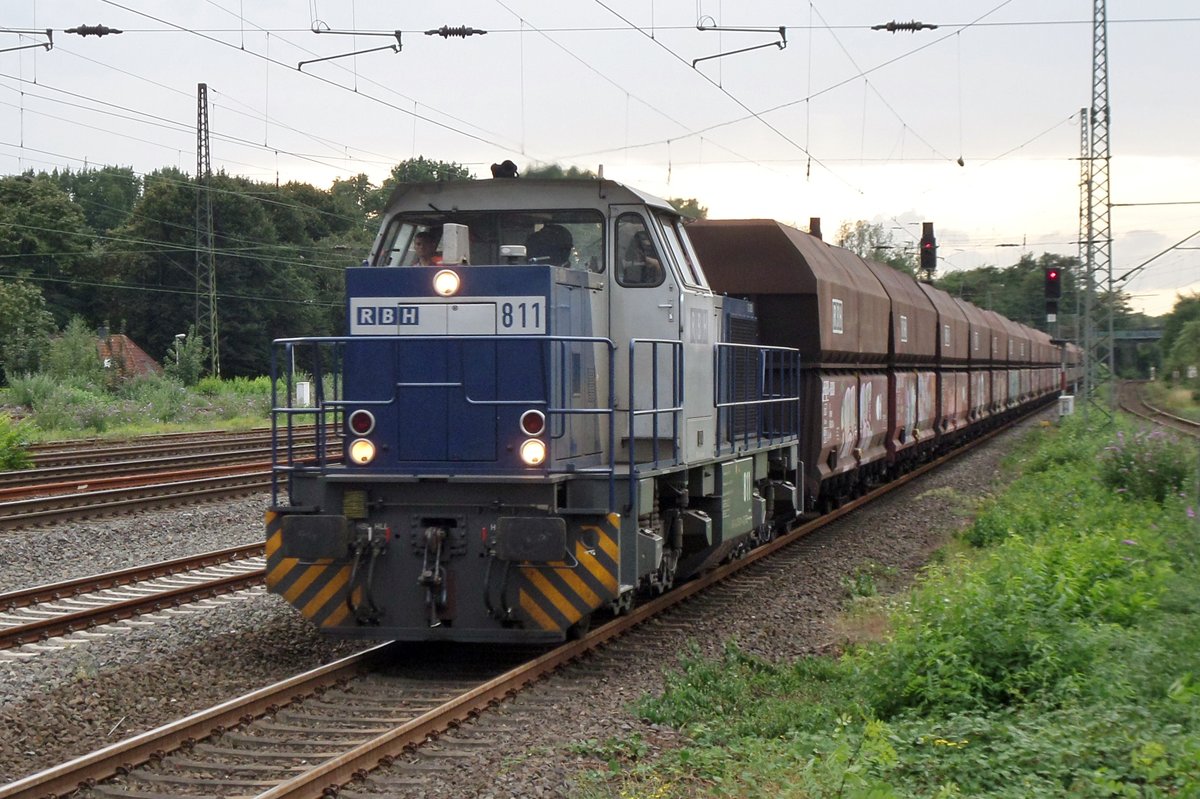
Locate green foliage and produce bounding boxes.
[842,561,897,598]
[162,326,208,387]
[45,317,106,388]
[5,370,273,436]
[592,417,1200,798]
[375,157,473,210]
[1160,292,1200,364]
[5,373,60,408]
[934,253,1086,332]
[0,413,32,471]
[0,173,98,323]
[835,220,915,276]
[521,163,597,180]
[667,198,708,219]
[1098,425,1193,504]
[28,383,112,433]
[196,375,271,420]
[0,279,56,382]
[1165,318,1200,382]
[50,166,141,234]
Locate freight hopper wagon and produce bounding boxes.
[688,219,1064,511]
[690,220,897,511]
[266,178,805,643]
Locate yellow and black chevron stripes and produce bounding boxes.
[265,511,358,629]
[515,513,620,633]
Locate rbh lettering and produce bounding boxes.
[356,305,420,326]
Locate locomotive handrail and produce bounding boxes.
[712,341,801,456]
[626,337,684,467]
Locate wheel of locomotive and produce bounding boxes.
[608,587,635,616]
[654,548,680,595]
[567,613,593,640]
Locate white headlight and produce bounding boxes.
[349,438,376,465]
[519,438,547,466]
[432,269,461,297]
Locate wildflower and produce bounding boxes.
[1121,539,1138,546]
[1189,507,1196,519]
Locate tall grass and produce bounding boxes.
[578,417,1200,798]
[0,413,32,470]
[0,372,274,443]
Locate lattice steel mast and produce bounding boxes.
[195,82,220,376]
[1081,0,1113,417]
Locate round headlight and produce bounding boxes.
[520,409,546,436]
[432,269,461,297]
[348,409,375,436]
[519,438,547,467]
[349,438,376,465]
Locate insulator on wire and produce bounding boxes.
[870,20,937,34]
[65,24,124,37]
[425,25,488,39]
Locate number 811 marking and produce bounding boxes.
[499,300,544,332]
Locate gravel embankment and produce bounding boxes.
[0,413,1050,792]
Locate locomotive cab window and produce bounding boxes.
[616,214,665,287]
[656,212,708,289]
[373,211,604,269]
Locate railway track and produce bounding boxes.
[0,404,1049,799]
[1117,380,1200,438]
[23,426,332,469]
[0,469,272,530]
[1,428,334,529]
[0,544,265,655]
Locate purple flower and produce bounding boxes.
[1189,507,1196,519]
[1122,539,1137,546]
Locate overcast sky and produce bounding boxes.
[2,1,1197,315]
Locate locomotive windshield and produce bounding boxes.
[374,209,605,271]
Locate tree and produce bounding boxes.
[331,173,380,222]
[1159,293,1200,364]
[668,198,708,219]
[45,316,106,388]
[1165,319,1200,382]
[0,174,97,322]
[374,157,473,211]
[0,280,56,383]
[163,325,207,386]
[836,221,915,275]
[51,166,141,234]
[522,163,597,180]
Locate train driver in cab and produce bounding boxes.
[412,230,442,266]
[618,217,664,285]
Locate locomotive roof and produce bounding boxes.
[380,177,680,216]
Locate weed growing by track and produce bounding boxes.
[578,417,1200,798]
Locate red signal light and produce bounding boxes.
[1044,268,1062,299]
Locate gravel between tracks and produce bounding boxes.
[0,413,1051,792]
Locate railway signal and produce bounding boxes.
[919,223,937,279]
[1044,267,1062,299]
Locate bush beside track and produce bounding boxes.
[581,416,1200,798]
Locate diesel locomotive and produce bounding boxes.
[266,175,1069,643]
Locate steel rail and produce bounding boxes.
[0,543,264,610]
[0,472,272,530]
[25,426,331,467]
[0,563,266,651]
[0,645,391,799]
[1117,381,1200,438]
[0,445,315,492]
